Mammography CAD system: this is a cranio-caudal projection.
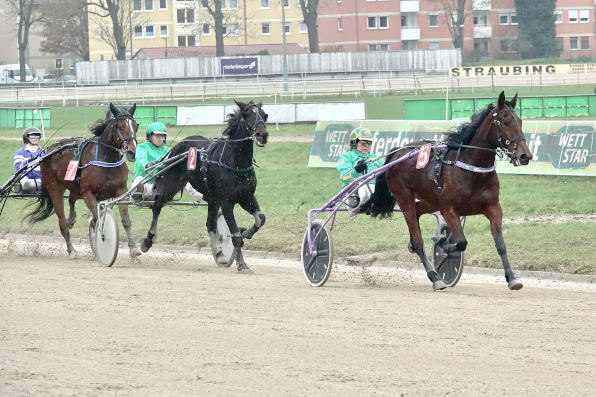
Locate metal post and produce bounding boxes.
[281,0,288,92]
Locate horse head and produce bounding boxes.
[235,100,269,147]
[493,92,532,166]
[109,103,138,162]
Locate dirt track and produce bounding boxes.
[1,240,595,396]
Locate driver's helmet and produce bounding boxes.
[349,127,373,149]
[146,122,167,142]
[22,126,41,144]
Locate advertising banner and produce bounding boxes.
[308,120,596,176]
[449,63,596,77]
[221,57,258,75]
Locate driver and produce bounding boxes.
[13,126,45,194]
[132,122,205,203]
[337,127,383,210]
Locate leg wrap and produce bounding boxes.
[232,234,244,248]
[255,211,266,228]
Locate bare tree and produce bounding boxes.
[5,0,44,81]
[299,0,319,53]
[39,0,89,61]
[87,0,148,60]
[196,0,240,56]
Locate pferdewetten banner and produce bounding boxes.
[221,58,258,75]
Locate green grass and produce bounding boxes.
[1,140,596,275]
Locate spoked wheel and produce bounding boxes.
[301,219,334,287]
[432,224,465,287]
[216,211,234,267]
[95,208,119,268]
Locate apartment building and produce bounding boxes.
[316,0,596,60]
[89,0,309,61]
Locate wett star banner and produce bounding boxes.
[221,57,258,75]
[308,120,596,176]
[449,63,596,77]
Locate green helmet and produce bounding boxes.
[146,122,167,141]
[349,127,373,149]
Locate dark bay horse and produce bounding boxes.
[359,92,532,291]
[26,104,140,257]
[140,100,269,271]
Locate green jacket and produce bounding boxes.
[133,141,171,184]
[337,149,383,188]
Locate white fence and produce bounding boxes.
[76,50,461,84]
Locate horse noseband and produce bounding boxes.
[493,108,525,161]
[115,116,137,149]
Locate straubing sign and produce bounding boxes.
[309,120,596,176]
[221,57,259,75]
[449,63,596,77]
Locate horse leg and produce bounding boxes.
[67,195,77,229]
[239,196,265,240]
[439,208,468,254]
[141,199,164,253]
[206,202,227,265]
[118,204,141,257]
[400,198,446,291]
[220,201,249,272]
[485,204,523,290]
[50,185,77,256]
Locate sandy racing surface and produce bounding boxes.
[1,240,596,396]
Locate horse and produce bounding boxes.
[358,92,532,291]
[25,103,140,257]
[140,100,269,272]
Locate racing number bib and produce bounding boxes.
[416,143,432,169]
[187,147,198,170]
[64,160,79,181]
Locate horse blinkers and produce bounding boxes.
[494,93,532,166]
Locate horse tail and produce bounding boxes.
[24,181,54,224]
[358,151,397,219]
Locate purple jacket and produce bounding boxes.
[14,145,45,180]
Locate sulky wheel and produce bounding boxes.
[94,208,120,268]
[216,211,234,267]
[432,223,465,288]
[301,219,334,287]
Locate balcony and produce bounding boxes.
[400,0,419,13]
[473,0,491,10]
[473,25,492,38]
[401,27,420,41]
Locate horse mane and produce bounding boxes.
[447,101,513,145]
[89,111,114,137]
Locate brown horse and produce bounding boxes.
[359,92,532,291]
[25,104,140,257]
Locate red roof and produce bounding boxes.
[133,43,308,59]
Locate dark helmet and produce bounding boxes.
[348,127,373,150]
[22,126,41,144]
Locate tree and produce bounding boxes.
[200,0,225,56]
[514,0,559,59]
[5,0,44,82]
[39,0,89,61]
[87,0,148,60]
[198,0,251,55]
[299,0,319,53]
[428,0,490,63]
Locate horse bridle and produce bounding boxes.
[114,114,137,150]
[242,103,268,140]
[493,106,526,162]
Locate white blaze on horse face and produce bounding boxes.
[127,119,137,151]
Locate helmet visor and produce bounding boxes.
[27,134,41,139]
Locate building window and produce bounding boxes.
[160,25,168,37]
[261,0,269,8]
[133,0,142,11]
[451,14,457,27]
[581,36,590,49]
[177,8,195,23]
[178,35,196,46]
[145,25,154,37]
[429,41,439,50]
[570,36,579,50]
[55,59,63,69]
[500,40,509,52]
[368,44,377,51]
[367,16,377,29]
[261,22,270,35]
[379,16,388,29]
[557,37,564,52]
[144,0,153,11]
[134,25,143,38]
[337,17,342,31]
[429,14,438,28]
[338,44,343,52]
[554,10,562,23]
[229,0,238,9]
[159,0,167,9]
[202,23,210,35]
[201,0,208,7]
[282,22,291,34]
[299,21,307,33]
[580,10,589,23]
[569,10,578,23]
[98,26,104,41]
[380,44,389,51]
[499,13,508,25]
[510,12,517,25]
[337,0,341,3]
[228,22,239,36]
[280,0,289,8]
[70,58,77,69]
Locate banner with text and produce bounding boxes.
[221,57,258,75]
[308,120,596,176]
[449,63,596,77]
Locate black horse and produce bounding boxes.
[140,100,269,271]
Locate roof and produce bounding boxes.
[133,44,308,60]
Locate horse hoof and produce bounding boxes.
[237,263,250,272]
[215,253,231,267]
[407,243,415,254]
[69,250,80,259]
[129,247,142,257]
[140,242,150,253]
[432,280,447,291]
[508,279,523,290]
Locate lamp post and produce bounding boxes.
[281,0,288,91]
[164,37,168,58]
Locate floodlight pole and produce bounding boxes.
[281,0,288,92]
